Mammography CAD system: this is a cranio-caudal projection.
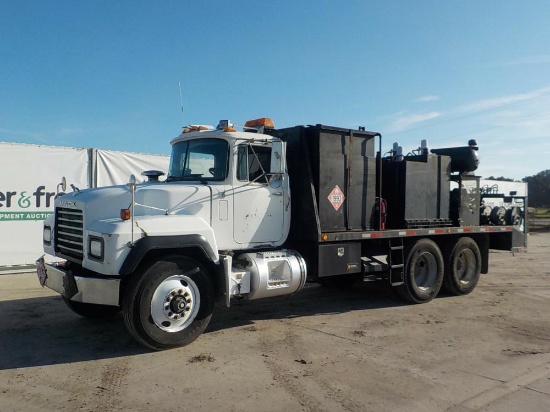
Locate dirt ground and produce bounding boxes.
[1,233,549,412]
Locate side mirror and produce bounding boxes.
[57,176,67,194]
[270,141,286,174]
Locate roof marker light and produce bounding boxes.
[182,125,213,133]
[244,118,275,129]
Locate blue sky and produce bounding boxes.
[1,1,549,180]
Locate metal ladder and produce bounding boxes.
[389,238,405,286]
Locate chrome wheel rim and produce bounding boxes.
[150,275,200,332]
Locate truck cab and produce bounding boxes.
[163,118,291,250]
[43,118,290,268]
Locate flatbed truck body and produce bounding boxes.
[38,118,527,349]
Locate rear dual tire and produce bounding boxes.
[442,237,481,296]
[396,239,444,303]
[395,237,482,302]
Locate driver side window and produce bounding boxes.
[237,144,272,184]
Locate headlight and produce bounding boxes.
[43,226,52,245]
[88,236,104,260]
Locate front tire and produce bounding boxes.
[123,256,214,350]
[442,237,481,296]
[395,239,444,303]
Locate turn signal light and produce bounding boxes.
[120,209,131,221]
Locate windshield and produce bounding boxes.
[167,138,229,182]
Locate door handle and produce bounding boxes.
[272,192,283,196]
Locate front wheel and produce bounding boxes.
[123,256,214,350]
[395,238,444,304]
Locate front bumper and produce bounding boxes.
[44,263,121,306]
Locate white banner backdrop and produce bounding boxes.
[95,150,170,186]
[0,143,89,267]
[0,143,170,268]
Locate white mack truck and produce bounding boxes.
[38,117,527,350]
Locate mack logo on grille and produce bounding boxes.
[59,200,77,208]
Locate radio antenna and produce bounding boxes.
[178,81,184,126]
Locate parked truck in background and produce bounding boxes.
[37,117,527,350]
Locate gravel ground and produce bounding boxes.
[1,233,549,411]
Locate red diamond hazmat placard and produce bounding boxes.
[327,185,345,211]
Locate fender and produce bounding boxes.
[119,234,218,276]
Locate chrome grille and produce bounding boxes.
[55,207,84,261]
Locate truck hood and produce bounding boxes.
[55,183,215,222]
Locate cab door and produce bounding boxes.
[232,143,285,245]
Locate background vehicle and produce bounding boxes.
[38,118,527,350]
